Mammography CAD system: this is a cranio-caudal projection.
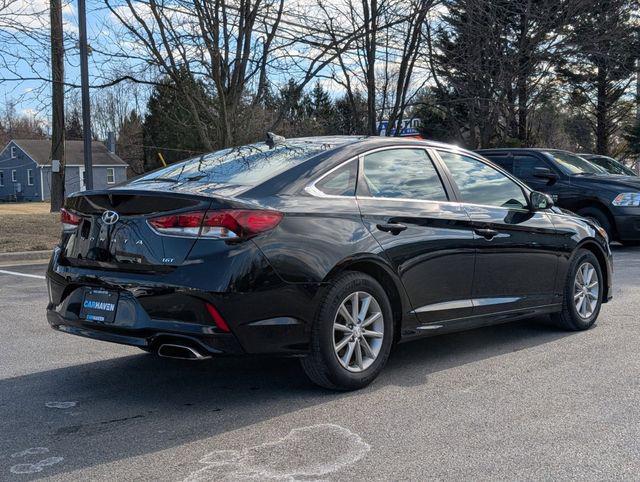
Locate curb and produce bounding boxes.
[0,250,52,265]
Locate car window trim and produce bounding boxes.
[305,157,359,199]
[432,148,533,212]
[354,145,455,202]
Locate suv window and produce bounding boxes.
[513,155,553,181]
[360,148,448,201]
[438,151,528,210]
[485,155,513,172]
[314,159,357,196]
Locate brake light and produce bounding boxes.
[148,209,283,239]
[60,208,81,232]
[148,211,206,236]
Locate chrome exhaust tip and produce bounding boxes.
[157,343,211,360]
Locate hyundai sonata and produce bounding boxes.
[46,136,612,390]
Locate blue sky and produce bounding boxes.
[0,0,128,126]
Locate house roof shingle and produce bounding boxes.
[10,139,127,167]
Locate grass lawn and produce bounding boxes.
[0,202,60,253]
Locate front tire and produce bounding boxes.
[301,271,394,390]
[551,249,603,331]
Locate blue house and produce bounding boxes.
[0,139,128,201]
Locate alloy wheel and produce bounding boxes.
[333,291,385,373]
[574,262,599,319]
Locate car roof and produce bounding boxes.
[475,148,564,154]
[279,136,473,154]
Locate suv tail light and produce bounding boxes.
[60,208,81,232]
[148,209,283,240]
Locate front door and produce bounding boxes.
[511,153,564,203]
[436,150,561,315]
[356,147,476,328]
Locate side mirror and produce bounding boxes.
[530,191,554,210]
[533,167,557,181]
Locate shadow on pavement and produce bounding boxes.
[0,316,569,478]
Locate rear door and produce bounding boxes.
[356,147,476,327]
[435,150,561,314]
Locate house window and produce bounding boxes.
[11,170,17,182]
[106,167,116,184]
[27,169,34,186]
[0,171,4,187]
[10,146,16,158]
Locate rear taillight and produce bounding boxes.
[147,209,283,239]
[60,208,81,232]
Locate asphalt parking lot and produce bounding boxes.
[0,246,639,481]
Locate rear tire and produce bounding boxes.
[301,271,394,390]
[577,206,614,241]
[551,249,603,331]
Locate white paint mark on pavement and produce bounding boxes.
[45,401,77,409]
[10,456,64,474]
[11,447,49,458]
[0,269,45,280]
[184,423,370,481]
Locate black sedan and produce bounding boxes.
[47,136,612,390]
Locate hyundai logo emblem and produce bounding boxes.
[102,210,119,225]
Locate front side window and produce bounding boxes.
[485,155,513,172]
[11,170,17,182]
[513,155,554,181]
[10,146,16,158]
[360,148,448,201]
[106,168,116,184]
[314,159,357,196]
[27,169,34,186]
[438,151,528,210]
[0,171,4,187]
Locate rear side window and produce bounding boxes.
[438,151,528,210]
[513,155,553,180]
[131,143,324,187]
[315,159,357,196]
[360,148,447,201]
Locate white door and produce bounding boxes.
[78,167,86,191]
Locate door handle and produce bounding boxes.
[377,223,408,235]
[474,228,499,240]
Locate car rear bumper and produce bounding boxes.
[46,247,319,356]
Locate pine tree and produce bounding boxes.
[559,0,637,155]
[66,108,83,140]
[116,110,144,177]
[143,72,215,168]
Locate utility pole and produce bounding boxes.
[49,0,65,212]
[78,0,93,190]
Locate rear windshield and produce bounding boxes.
[131,143,325,187]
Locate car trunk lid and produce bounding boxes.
[60,190,243,271]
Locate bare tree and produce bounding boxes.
[105,0,286,148]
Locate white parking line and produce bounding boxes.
[0,269,46,280]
